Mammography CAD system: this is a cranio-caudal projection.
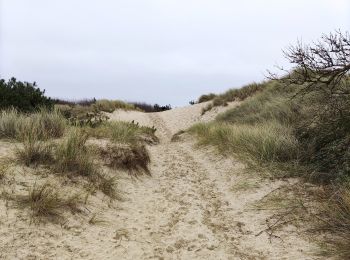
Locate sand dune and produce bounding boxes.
[0,102,319,259]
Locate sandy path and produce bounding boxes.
[107,105,318,259]
[0,102,319,259]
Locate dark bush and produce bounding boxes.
[198,93,216,103]
[0,78,53,112]
[53,98,96,107]
[131,102,172,112]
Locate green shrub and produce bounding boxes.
[0,78,53,112]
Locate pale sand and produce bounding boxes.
[0,102,321,259]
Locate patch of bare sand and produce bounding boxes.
[0,102,322,259]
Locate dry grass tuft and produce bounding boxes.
[0,108,21,139]
[0,159,11,181]
[171,130,186,142]
[17,183,82,220]
[0,108,66,141]
[89,121,158,145]
[54,128,96,176]
[189,121,300,165]
[16,129,54,166]
[318,187,350,259]
[99,143,150,176]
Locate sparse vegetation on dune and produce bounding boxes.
[191,31,350,257]
[1,91,157,224]
[16,183,82,221]
[95,99,138,112]
[99,143,150,175]
[201,82,266,114]
[0,108,66,141]
[89,121,158,145]
[189,121,300,166]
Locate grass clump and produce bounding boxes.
[17,183,81,220]
[54,128,95,176]
[319,187,350,259]
[99,143,150,175]
[0,108,22,139]
[201,82,266,114]
[16,131,53,166]
[95,99,136,113]
[198,93,216,103]
[89,121,158,145]
[0,159,11,181]
[0,108,66,141]
[189,121,299,165]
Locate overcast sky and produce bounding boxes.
[0,1,349,106]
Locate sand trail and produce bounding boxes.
[0,102,319,259]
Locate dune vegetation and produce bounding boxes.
[0,80,158,223]
[190,31,350,259]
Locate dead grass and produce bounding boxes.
[0,108,66,141]
[53,128,96,176]
[99,143,150,176]
[171,130,185,142]
[89,121,158,145]
[0,159,11,181]
[318,187,350,259]
[16,129,54,166]
[16,183,82,221]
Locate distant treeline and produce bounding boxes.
[0,78,172,113]
[53,98,171,112]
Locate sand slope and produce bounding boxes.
[0,102,320,259]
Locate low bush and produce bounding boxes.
[131,102,171,112]
[0,78,53,112]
